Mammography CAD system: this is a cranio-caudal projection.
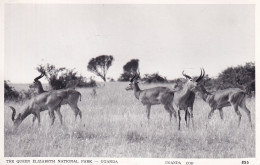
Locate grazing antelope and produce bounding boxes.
[9,89,66,129]
[10,88,82,128]
[29,73,82,125]
[173,68,205,130]
[11,73,82,127]
[125,72,177,122]
[195,81,252,127]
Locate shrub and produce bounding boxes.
[4,80,19,101]
[142,73,168,83]
[37,63,97,89]
[215,62,255,95]
[4,80,35,102]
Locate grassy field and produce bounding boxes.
[4,82,255,157]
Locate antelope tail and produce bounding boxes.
[79,92,82,101]
[9,106,16,121]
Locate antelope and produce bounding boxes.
[125,72,177,122]
[29,72,47,93]
[23,72,82,126]
[173,68,205,130]
[195,79,252,127]
[30,73,82,125]
[9,88,81,129]
[29,72,59,124]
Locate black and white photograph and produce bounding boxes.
[1,1,258,164]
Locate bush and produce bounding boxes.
[118,72,134,82]
[4,80,19,101]
[168,62,255,96]
[142,73,168,83]
[215,62,255,94]
[4,80,35,102]
[37,63,97,89]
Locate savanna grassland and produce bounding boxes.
[4,82,255,158]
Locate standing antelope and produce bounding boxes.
[195,82,252,127]
[29,72,47,93]
[29,72,62,124]
[173,68,205,130]
[125,72,177,122]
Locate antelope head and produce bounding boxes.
[9,106,23,128]
[182,68,205,91]
[125,73,140,91]
[29,71,45,89]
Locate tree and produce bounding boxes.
[87,55,114,82]
[123,59,139,73]
[118,59,139,81]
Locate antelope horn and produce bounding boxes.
[9,106,16,121]
[130,74,136,83]
[135,69,141,80]
[195,68,205,82]
[34,72,45,82]
[182,71,192,79]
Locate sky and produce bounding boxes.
[4,4,255,83]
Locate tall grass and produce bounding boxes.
[4,82,255,157]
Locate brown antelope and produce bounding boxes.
[29,72,63,124]
[195,80,252,127]
[29,72,82,125]
[125,72,177,122]
[173,68,205,130]
[29,72,59,124]
[11,72,83,127]
[10,88,82,128]
[29,72,47,93]
[9,88,78,129]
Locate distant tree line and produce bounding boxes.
[4,53,255,102]
[118,60,254,95]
